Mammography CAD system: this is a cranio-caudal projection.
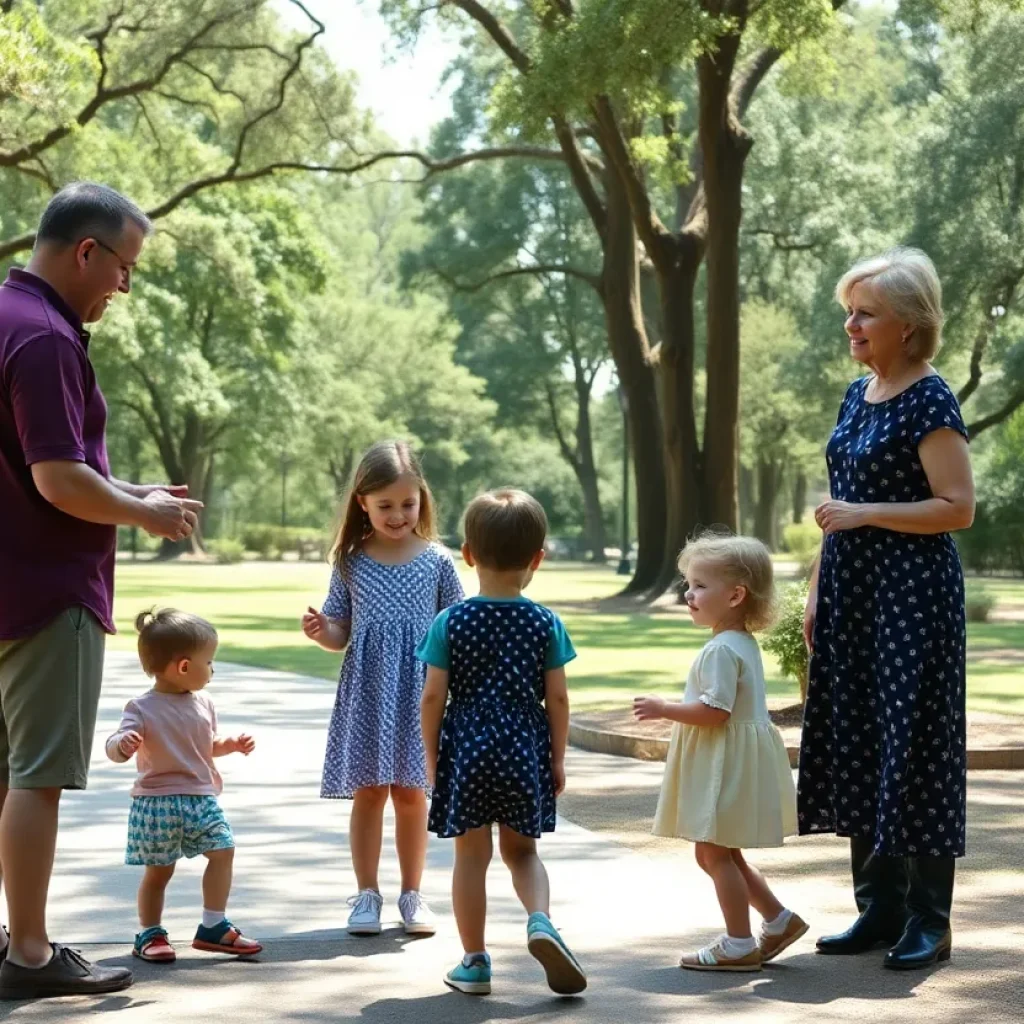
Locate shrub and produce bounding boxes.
[238,524,327,561]
[781,522,822,577]
[240,524,279,559]
[955,504,1024,575]
[964,581,996,623]
[116,527,161,554]
[207,538,245,565]
[782,522,821,555]
[762,580,810,703]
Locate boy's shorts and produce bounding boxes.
[126,795,234,866]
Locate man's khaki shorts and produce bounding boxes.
[0,607,106,790]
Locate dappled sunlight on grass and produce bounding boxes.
[110,560,1023,715]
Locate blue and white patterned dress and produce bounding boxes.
[416,596,576,839]
[798,374,969,857]
[320,543,464,799]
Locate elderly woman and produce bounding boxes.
[799,247,975,971]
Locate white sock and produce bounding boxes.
[762,908,793,936]
[721,935,757,957]
[202,908,226,929]
[463,951,489,967]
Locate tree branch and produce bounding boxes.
[0,146,590,260]
[958,275,1023,405]
[966,388,1024,439]
[591,95,672,263]
[0,1,265,169]
[745,227,818,251]
[430,262,602,295]
[730,45,784,119]
[450,0,531,73]
[224,6,324,176]
[552,117,607,239]
[957,305,999,406]
[543,378,578,467]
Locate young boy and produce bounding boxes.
[418,489,586,996]
[106,608,261,963]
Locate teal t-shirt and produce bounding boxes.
[416,595,576,671]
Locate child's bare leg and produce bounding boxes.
[350,785,388,891]
[201,848,234,913]
[199,847,260,952]
[498,826,549,916]
[731,849,785,920]
[138,864,176,928]
[452,827,492,954]
[695,842,752,938]
[390,785,427,892]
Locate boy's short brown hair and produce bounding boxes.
[463,489,548,571]
[135,608,218,676]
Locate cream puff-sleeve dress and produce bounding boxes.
[653,630,796,848]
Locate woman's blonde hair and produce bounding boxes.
[330,440,437,573]
[835,246,944,362]
[677,532,776,633]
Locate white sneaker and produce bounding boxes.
[346,889,383,935]
[397,890,436,936]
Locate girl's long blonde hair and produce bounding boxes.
[330,440,438,573]
[677,531,777,633]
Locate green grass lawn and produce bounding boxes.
[110,559,1024,716]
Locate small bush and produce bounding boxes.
[238,524,327,561]
[762,580,811,703]
[955,505,1024,575]
[964,581,996,623]
[117,527,161,554]
[207,538,245,565]
[239,524,279,558]
[781,522,822,578]
[782,522,821,556]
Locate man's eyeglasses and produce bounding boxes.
[88,237,137,277]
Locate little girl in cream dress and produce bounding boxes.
[634,533,806,972]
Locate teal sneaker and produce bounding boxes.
[444,953,491,995]
[527,912,587,995]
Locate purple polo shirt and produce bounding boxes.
[0,269,116,640]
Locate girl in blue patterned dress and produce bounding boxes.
[800,248,975,971]
[418,489,586,998]
[301,441,464,937]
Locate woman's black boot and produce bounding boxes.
[817,836,909,955]
[883,856,954,970]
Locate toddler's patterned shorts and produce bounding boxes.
[126,794,234,866]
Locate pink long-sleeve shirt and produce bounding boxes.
[106,689,223,797]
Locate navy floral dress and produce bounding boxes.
[798,374,969,858]
[319,544,464,799]
[416,596,576,839]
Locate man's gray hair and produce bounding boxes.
[36,182,152,248]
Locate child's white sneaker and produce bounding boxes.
[398,890,436,936]
[346,889,383,935]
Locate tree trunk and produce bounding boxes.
[753,455,782,550]
[792,469,808,525]
[739,463,755,535]
[601,174,665,593]
[698,38,752,534]
[577,462,607,562]
[154,444,213,560]
[650,241,704,596]
[574,394,608,562]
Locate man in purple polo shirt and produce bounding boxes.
[0,183,202,1000]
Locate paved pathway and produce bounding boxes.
[1,656,1020,1022]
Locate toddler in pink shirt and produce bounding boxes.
[106,609,261,964]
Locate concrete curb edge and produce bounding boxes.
[568,720,1024,770]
